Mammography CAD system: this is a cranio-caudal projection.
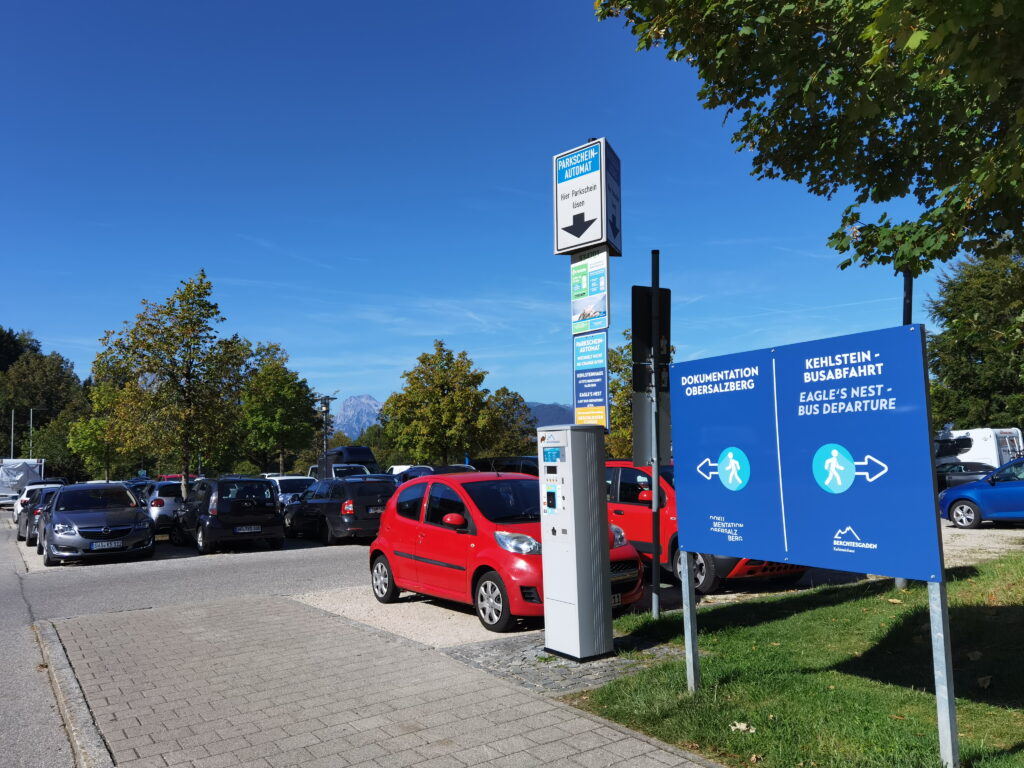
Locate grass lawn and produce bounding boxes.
[570,555,1024,768]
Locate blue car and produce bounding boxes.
[938,457,1024,528]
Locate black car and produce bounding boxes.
[394,464,478,484]
[471,456,539,476]
[171,476,284,554]
[284,475,396,544]
[936,462,996,491]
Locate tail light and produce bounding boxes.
[151,498,165,507]
[209,490,219,516]
[341,500,354,515]
[32,507,43,516]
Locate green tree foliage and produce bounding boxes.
[0,327,40,372]
[91,271,253,493]
[29,403,88,480]
[239,345,317,473]
[67,383,135,480]
[354,424,404,471]
[606,331,633,459]
[596,1,1024,275]
[0,350,84,454]
[927,252,1024,430]
[381,340,489,465]
[477,387,537,457]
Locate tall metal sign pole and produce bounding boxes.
[554,138,621,432]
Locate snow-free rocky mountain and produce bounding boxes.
[333,395,572,439]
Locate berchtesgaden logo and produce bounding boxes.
[833,525,878,553]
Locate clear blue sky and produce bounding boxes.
[3,1,942,408]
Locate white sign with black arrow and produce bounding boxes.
[553,138,621,256]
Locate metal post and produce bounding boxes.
[650,249,661,619]
[929,581,959,767]
[680,550,701,692]
[896,269,913,590]
[9,409,13,458]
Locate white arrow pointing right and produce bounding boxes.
[855,455,888,482]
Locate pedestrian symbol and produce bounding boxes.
[717,446,749,491]
[812,443,856,493]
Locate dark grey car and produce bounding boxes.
[37,483,154,566]
[172,476,284,554]
[16,486,58,546]
[284,476,395,544]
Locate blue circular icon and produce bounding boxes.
[813,443,857,494]
[717,446,749,491]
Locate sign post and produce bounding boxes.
[669,324,957,767]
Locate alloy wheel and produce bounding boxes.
[477,580,503,625]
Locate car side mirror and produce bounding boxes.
[442,512,467,529]
[638,489,653,502]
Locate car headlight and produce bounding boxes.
[610,524,627,549]
[494,531,541,555]
[134,519,152,530]
[53,522,76,536]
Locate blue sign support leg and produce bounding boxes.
[929,580,959,768]
[680,550,701,692]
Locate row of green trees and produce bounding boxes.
[2,272,537,484]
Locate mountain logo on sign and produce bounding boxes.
[833,526,861,540]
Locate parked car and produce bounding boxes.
[12,482,63,524]
[15,485,58,546]
[284,475,396,544]
[140,480,193,532]
[171,476,284,554]
[471,456,539,476]
[394,464,478,485]
[369,472,644,631]
[939,458,1024,528]
[605,460,806,594]
[36,483,154,566]
[935,462,996,492]
[266,475,316,512]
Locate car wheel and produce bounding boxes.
[136,545,155,560]
[196,526,214,555]
[26,527,37,547]
[320,520,337,546]
[267,537,284,550]
[950,500,982,529]
[283,516,296,538]
[15,516,25,541]
[371,555,400,603]
[36,529,44,555]
[169,523,187,546]
[692,553,721,595]
[41,532,58,567]
[475,571,513,632]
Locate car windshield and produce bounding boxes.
[278,478,315,493]
[57,487,135,511]
[349,482,396,500]
[157,484,186,498]
[332,466,368,477]
[219,481,274,500]
[464,479,539,523]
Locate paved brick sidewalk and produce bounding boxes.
[50,597,721,768]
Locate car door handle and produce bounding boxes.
[613,509,624,515]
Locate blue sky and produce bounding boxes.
[3,1,943,408]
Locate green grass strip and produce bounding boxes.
[571,555,1024,768]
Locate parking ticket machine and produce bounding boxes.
[537,424,612,660]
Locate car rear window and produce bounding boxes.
[463,479,539,523]
[57,487,136,511]
[278,478,314,494]
[157,484,185,498]
[218,481,274,500]
[350,482,396,500]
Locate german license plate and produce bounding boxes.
[368,506,384,515]
[90,540,123,551]
[610,593,622,607]
[234,525,261,533]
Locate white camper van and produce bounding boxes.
[934,428,1024,469]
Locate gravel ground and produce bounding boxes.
[937,519,1024,567]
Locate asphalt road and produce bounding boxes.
[0,520,375,767]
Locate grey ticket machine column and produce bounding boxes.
[537,424,612,660]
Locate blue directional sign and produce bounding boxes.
[573,331,609,429]
[670,325,943,582]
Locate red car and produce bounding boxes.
[369,472,644,631]
[606,460,806,594]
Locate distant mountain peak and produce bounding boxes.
[334,395,382,439]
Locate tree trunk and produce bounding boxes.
[278,449,284,475]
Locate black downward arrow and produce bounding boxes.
[609,214,620,239]
[562,212,596,239]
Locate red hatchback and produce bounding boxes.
[606,460,806,594]
[369,472,644,631]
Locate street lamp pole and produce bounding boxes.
[317,394,337,477]
[8,409,14,458]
